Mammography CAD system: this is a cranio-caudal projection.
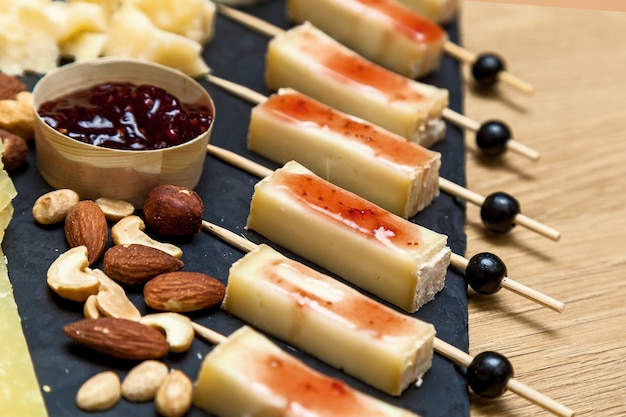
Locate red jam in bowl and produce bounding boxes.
[37,82,213,150]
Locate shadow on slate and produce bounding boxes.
[6,1,469,416]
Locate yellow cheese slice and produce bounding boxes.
[0,249,49,416]
[0,168,17,212]
[0,142,48,416]
[0,203,14,242]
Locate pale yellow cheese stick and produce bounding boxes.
[223,243,436,395]
[193,326,422,416]
[286,0,447,79]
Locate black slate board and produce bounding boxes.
[5,1,469,416]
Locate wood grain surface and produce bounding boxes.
[460,2,626,416]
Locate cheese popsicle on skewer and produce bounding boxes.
[193,326,421,417]
[249,88,441,218]
[223,243,436,396]
[286,0,447,79]
[265,22,448,147]
[246,160,451,313]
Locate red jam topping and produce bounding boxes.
[37,82,212,150]
[262,258,420,340]
[242,348,381,415]
[263,92,435,167]
[294,30,424,102]
[357,0,444,43]
[277,171,425,251]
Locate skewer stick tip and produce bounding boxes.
[501,277,565,313]
[513,213,561,242]
[434,338,574,417]
[507,139,541,161]
[499,70,535,95]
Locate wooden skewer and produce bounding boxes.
[191,321,227,345]
[438,177,561,241]
[440,108,541,161]
[202,148,564,313]
[218,4,534,95]
[197,222,572,416]
[449,253,564,312]
[217,3,283,38]
[442,41,535,95]
[432,339,574,417]
[204,74,558,241]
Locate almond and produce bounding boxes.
[103,244,184,286]
[65,200,108,265]
[144,271,226,313]
[64,317,169,360]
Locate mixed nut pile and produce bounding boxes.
[34,184,226,416]
[0,73,33,172]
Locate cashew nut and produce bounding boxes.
[83,294,102,319]
[93,269,141,321]
[139,312,194,353]
[95,197,135,222]
[47,245,100,302]
[111,215,182,259]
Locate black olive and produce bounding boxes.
[480,192,520,233]
[472,53,506,87]
[467,351,514,398]
[475,121,511,156]
[465,252,506,294]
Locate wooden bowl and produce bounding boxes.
[32,57,215,207]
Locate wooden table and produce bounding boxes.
[460,2,626,416]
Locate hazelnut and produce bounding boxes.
[142,184,203,237]
[0,128,28,172]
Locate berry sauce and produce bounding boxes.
[38,82,213,150]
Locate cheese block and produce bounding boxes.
[0,249,48,417]
[248,88,441,218]
[103,3,210,76]
[193,326,421,417]
[286,0,447,79]
[125,0,216,44]
[396,0,458,24]
[0,203,14,242]
[246,161,450,312]
[0,142,48,416]
[0,167,17,214]
[265,22,448,147]
[223,243,436,395]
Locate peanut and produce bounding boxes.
[75,371,121,412]
[121,360,169,403]
[32,189,80,225]
[155,369,193,417]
